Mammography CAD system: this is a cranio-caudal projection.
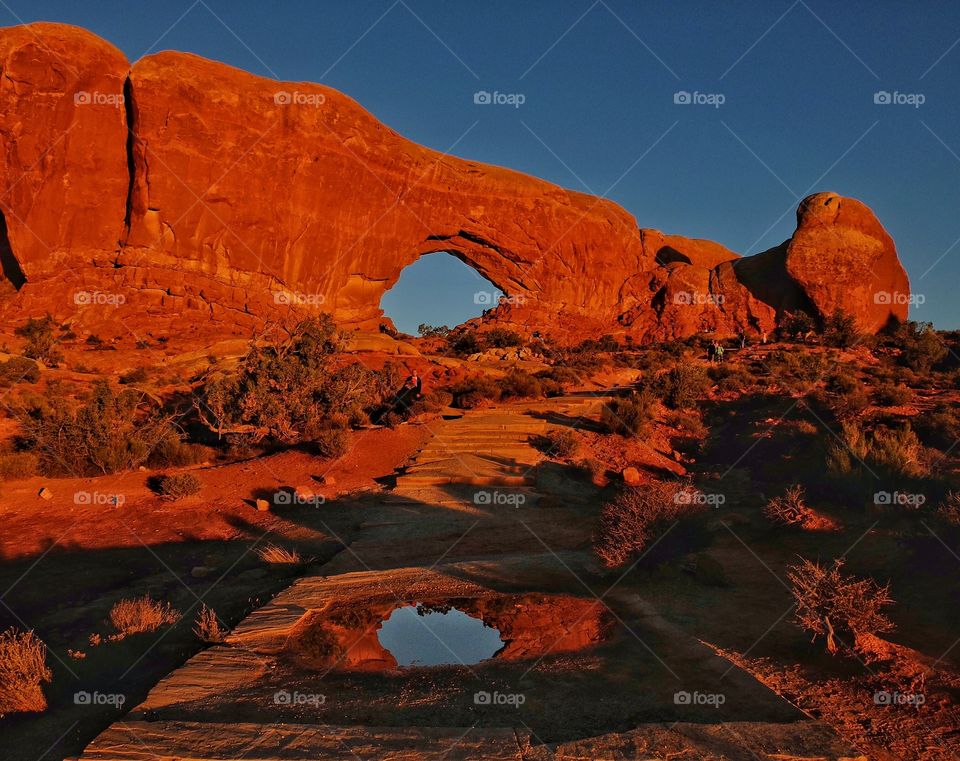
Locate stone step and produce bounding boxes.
[395,473,534,487]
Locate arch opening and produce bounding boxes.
[0,209,26,295]
[380,251,504,336]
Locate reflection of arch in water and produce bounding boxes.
[0,209,26,291]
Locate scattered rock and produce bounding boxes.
[190,566,213,579]
[621,467,642,486]
[38,487,53,501]
[254,498,271,512]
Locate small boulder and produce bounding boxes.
[38,487,54,501]
[621,467,642,486]
[255,498,271,512]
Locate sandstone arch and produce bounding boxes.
[0,23,911,343]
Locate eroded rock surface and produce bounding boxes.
[0,23,910,341]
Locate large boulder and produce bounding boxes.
[785,192,909,331]
[0,23,912,343]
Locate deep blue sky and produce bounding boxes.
[6,1,959,330]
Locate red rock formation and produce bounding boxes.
[0,23,911,343]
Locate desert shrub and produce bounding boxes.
[119,367,149,385]
[595,481,702,568]
[448,375,501,409]
[14,315,62,366]
[0,451,39,481]
[148,437,211,468]
[542,428,579,459]
[826,370,860,395]
[659,362,709,409]
[787,558,894,655]
[577,457,605,483]
[663,409,708,439]
[0,356,40,386]
[936,492,960,528]
[779,310,817,340]
[198,316,394,446]
[154,472,201,500]
[767,349,829,387]
[110,596,181,636]
[256,543,303,564]
[709,363,755,394]
[450,329,484,355]
[0,628,52,716]
[498,369,543,400]
[823,310,861,348]
[537,366,580,392]
[914,403,960,450]
[763,484,813,526]
[485,327,524,349]
[601,392,655,437]
[417,323,450,338]
[874,382,912,407]
[18,380,180,476]
[310,427,350,459]
[886,321,949,373]
[827,422,926,480]
[194,604,226,643]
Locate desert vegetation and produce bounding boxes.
[0,628,52,716]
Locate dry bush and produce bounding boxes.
[154,472,201,500]
[787,558,894,655]
[763,484,812,526]
[542,428,580,459]
[194,604,227,643]
[601,392,656,437]
[256,543,303,564]
[595,481,702,568]
[936,491,960,528]
[827,422,926,480]
[0,628,52,715]
[0,450,39,481]
[110,596,181,636]
[874,382,912,407]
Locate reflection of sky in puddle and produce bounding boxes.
[377,604,503,667]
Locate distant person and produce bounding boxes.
[715,343,725,363]
[707,342,716,363]
[762,331,768,345]
[404,369,423,399]
[739,331,747,349]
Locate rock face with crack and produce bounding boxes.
[0,23,911,342]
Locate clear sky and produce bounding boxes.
[5,1,959,330]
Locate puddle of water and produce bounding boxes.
[376,604,503,667]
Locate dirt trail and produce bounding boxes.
[76,396,863,761]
